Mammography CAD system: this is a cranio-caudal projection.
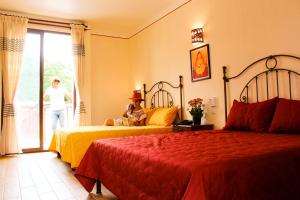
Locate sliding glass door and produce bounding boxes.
[15,30,74,152]
[15,31,42,151]
[43,32,74,149]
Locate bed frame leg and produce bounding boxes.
[57,152,61,158]
[96,180,102,194]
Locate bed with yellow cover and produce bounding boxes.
[49,76,183,168]
[49,125,174,168]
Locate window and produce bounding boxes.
[15,30,74,151]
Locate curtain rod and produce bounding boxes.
[0,12,89,30]
[29,19,89,30]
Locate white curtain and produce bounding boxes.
[0,15,28,155]
[71,24,88,126]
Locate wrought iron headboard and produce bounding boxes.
[223,54,300,121]
[143,75,183,120]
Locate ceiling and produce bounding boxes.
[0,0,190,37]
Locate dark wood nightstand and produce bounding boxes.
[173,124,214,132]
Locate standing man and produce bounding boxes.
[44,77,71,132]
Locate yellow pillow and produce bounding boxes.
[147,107,178,126]
[144,108,158,125]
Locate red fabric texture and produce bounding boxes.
[224,97,278,132]
[75,130,300,200]
[269,98,300,133]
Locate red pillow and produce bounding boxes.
[224,97,278,132]
[269,98,300,133]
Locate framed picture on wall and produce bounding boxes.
[190,44,211,82]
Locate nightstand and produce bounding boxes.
[173,124,214,132]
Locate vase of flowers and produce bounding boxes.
[188,98,204,125]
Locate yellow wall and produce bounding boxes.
[128,0,300,128]
[90,35,131,124]
[90,0,300,128]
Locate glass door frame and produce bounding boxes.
[22,29,74,153]
[22,29,44,153]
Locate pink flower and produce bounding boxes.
[188,98,203,117]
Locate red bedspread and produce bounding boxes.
[75,131,300,200]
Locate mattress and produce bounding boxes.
[49,125,172,168]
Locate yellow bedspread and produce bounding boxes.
[49,125,172,168]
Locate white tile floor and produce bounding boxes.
[0,152,117,200]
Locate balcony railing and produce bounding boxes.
[15,102,74,150]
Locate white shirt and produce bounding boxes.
[45,86,67,111]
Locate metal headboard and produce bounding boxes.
[223,54,300,121]
[143,75,183,120]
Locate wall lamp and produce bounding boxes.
[191,28,204,43]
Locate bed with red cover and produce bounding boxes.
[75,54,300,200]
[75,130,300,200]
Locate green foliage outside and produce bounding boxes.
[43,60,73,98]
[17,58,73,102]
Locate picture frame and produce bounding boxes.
[190,44,211,82]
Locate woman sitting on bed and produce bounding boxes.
[123,90,147,126]
[105,90,147,126]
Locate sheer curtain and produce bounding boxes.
[0,15,28,155]
[71,24,88,126]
